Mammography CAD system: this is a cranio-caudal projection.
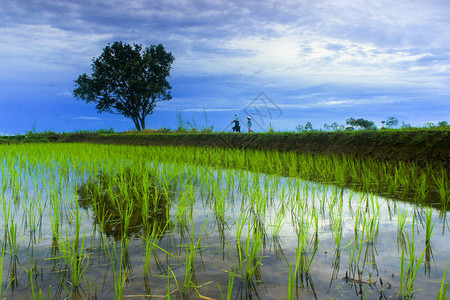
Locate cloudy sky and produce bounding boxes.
[1,0,449,134]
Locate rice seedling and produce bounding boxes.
[7,217,24,259]
[225,267,236,300]
[398,215,427,299]
[113,237,131,300]
[330,194,343,249]
[143,219,168,274]
[54,206,89,289]
[0,239,5,299]
[1,193,11,231]
[424,206,436,247]
[348,208,367,280]
[174,184,195,226]
[29,269,52,300]
[234,220,266,283]
[270,202,285,238]
[287,262,297,299]
[397,210,409,252]
[295,208,319,278]
[433,168,449,210]
[212,181,227,221]
[437,262,448,300]
[180,216,208,296]
[364,211,379,245]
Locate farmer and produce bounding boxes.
[247,116,253,133]
[231,113,240,132]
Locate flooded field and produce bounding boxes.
[0,144,448,299]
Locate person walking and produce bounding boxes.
[247,116,253,133]
[231,113,240,132]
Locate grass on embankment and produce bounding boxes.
[1,129,449,166]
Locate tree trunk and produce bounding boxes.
[140,116,146,131]
[132,116,142,131]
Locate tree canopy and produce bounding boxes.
[74,41,174,131]
[346,117,377,130]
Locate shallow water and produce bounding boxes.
[0,161,449,299]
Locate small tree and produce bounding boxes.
[385,117,399,128]
[296,124,304,133]
[438,120,448,127]
[401,122,412,129]
[305,122,313,131]
[74,41,174,131]
[330,122,339,131]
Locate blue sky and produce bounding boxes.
[1,0,449,134]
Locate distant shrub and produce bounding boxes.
[201,126,213,133]
[157,127,171,133]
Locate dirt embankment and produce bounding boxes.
[62,130,450,168]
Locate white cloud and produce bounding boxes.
[0,24,112,68]
[72,116,102,120]
[277,96,400,110]
[183,108,235,112]
[175,25,450,89]
[57,91,72,97]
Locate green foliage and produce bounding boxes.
[295,124,304,133]
[346,117,377,130]
[330,122,340,131]
[401,122,412,129]
[438,120,448,127]
[385,116,399,128]
[74,41,174,131]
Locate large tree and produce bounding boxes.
[74,41,174,131]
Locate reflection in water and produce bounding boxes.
[271,235,287,264]
[8,255,18,294]
[331,248,341,284]
[77,169,170,240]
[363,242,378,275]
[424,240,436,277]
[214,214,228,261]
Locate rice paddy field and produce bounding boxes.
[0,143,449,299]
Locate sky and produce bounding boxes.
[1,0,449,134]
